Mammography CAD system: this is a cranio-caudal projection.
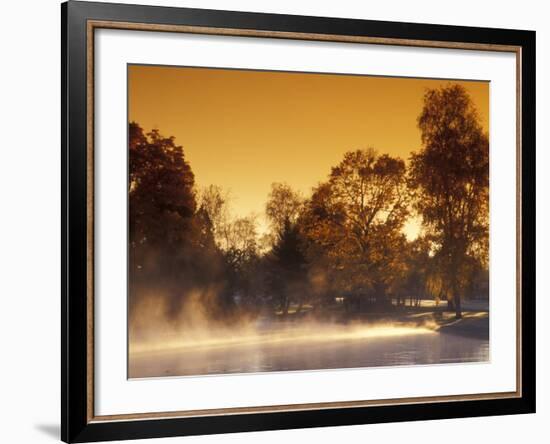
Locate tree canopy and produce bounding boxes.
[409,84,489,317]
[300,149,409,306]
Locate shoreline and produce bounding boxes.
[269,306,489,341]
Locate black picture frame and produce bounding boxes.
[62,1,536,442]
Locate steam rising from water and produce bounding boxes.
[128,290,491,378]
[130,323,436,356]
[129,290,437,358]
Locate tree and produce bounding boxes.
[197,185,232,249]
[197,185,262,308]
[265,183,303,234]
[128,123,228,323]
[263,183,308,314]
[224,215,261,304]
[129,122,196,252]
[266,219,308,315]
[301,149,409,308]
[400,237,432,307]
[409,84,489,318]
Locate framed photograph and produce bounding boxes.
[62,1,535,442]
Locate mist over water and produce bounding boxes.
[129,294,489,378]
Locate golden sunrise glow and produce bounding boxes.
[128,65,489,240]
[129,323,436,356]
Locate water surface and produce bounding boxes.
[129,322,489,378]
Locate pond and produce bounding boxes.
[129,320,489,378]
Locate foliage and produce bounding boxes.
[409,84,489,317]
[129,122,196,249]
[128,123,226,322]
[129,83,490,326]
[300,149,409,305]
[266,219,308,315]
[265,182,303,234]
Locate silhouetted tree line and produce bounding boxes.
[129,84,489,323]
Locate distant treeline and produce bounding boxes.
[128,84,489,327]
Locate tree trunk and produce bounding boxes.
[281,294,289,316]
[454,290,462,319]
[446,292,455,311]
[450,279,462,319]
[450,248,464,319]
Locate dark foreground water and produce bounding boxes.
[129,320,489,378]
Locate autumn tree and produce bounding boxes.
[409,84,489,318]
[265,182,303,234]
[266,219,308,315]
[392,237,432,307]
[263,183,308,314]
[224,216,261,304]
[197,185,263,308]
[301,149,409,308]
[198,185,232,249]
[128,122,226,321]
[129,122,196,251]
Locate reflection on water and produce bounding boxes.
[129,322,489,378]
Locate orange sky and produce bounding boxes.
[128,65,489,239]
